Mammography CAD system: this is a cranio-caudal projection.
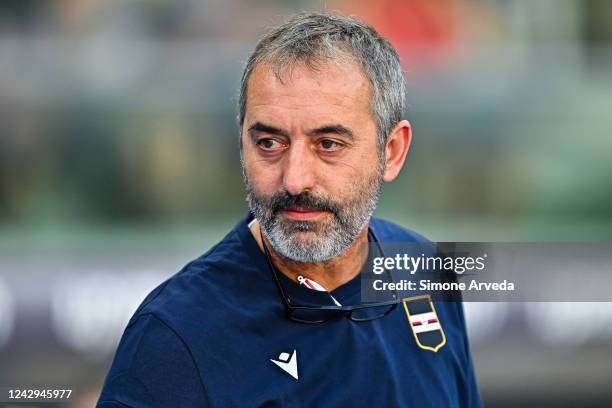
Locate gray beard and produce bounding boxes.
[243,171,383,264]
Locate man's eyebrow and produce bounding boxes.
[247,122,289,138]
[308,124,356,140]
[247,122,356,140]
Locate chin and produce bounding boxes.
[279,219,318,233]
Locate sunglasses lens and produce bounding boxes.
[290,307,340,323]
[350,303,397,322]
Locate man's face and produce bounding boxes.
[241,60,383,263]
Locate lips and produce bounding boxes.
[282,206,327,221]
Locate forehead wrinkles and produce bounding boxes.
[246,61,372,113]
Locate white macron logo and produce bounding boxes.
[270,350,298,380]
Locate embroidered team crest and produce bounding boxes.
[402,295,446,352]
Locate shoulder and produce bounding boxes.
[132,226,247,323]
[98,218,258,406]
[370,217,430,243]
[116,216,266,350]
[370,218,469,314]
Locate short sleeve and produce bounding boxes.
[97,314,209,407]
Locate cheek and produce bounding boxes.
[338,158,381,197]
[243,155,281,193]
[318,167,362,200]
[327,148,379,182]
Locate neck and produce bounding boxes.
[250,220,370,292]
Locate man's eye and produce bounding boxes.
[319,139,342,151]
[257,138,283,150]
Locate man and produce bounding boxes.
[98,12,481,407]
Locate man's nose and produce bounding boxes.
[282,141,316,196]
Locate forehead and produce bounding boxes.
[244,60,373,127]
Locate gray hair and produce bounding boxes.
[237,12,406,156]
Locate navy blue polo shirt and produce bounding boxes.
[97,214,481,407]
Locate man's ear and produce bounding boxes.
[382,120,412,182]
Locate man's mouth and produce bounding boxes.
[282,206,328,221]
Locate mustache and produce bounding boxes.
[267,191,340,216]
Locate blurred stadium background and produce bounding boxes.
[1,0,611,406]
